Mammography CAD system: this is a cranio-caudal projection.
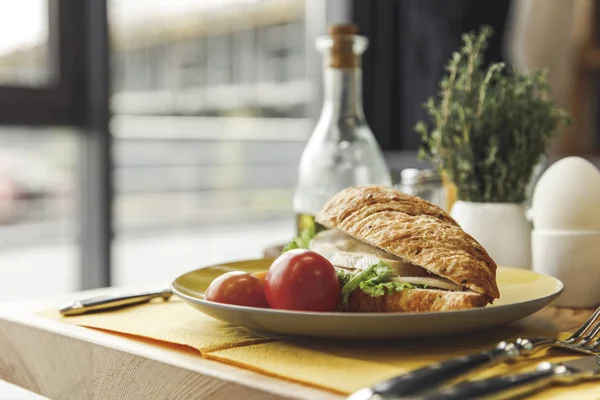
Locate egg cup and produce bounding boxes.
[532,229,600,308]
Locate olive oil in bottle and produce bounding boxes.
[295,213,325,235]
[293,24,391,234]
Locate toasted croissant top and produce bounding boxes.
[315,186,500,299]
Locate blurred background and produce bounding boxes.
[0,0,599,302]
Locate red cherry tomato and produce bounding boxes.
[264,249,340,311]
[205,271,269,308]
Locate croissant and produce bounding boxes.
[314,185,499,312]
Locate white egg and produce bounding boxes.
[531,156,600,230]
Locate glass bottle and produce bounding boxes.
[293,24,391,234]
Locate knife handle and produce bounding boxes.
[420,362,560,400]
[59,288,173,316]
[371,345,517,397]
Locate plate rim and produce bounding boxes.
[170,259,565,318]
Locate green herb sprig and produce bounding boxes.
[416,26,571,203]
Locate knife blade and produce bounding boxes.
[417,355,600,400]
[59,288,173,316]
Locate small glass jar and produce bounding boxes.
[396,168,446,210]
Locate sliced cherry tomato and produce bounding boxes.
[205,271,268,308]
[264,249,340,311]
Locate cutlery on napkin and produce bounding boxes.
[418,355,600,400]
[59,288,173,316]
[348,356,600,400]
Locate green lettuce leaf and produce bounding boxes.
[359,280,414,297]
[282,225,316,252]
[337,269,352,287]
[340,261,392,305]
[339,261,423,305]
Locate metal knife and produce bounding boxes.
[347,356,600,400]
[419,355,600,400]
[346,341,519,400]
[59,288,173,316]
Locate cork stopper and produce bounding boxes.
[328,24,358,36]
[328,23,359,69]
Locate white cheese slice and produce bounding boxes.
[309,229,466,292]
[309,229,428,277]
[390,276,463,291]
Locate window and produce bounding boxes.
[0,1,51,88]
[231,29,255,85]
[0,0,112,292]
[0,0,328,295]
[109,0,311,286]
[175,38,207,89]
[0,127,78,300]
[207,34,231,86]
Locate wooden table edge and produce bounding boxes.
[0,291,342,400]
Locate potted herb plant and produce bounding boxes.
[416,26,570,269]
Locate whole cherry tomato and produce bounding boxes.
[264,249,340,311]
[205,271,269,308]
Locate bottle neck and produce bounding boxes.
[321,67,365,121]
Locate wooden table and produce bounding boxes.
[0,290,594,400]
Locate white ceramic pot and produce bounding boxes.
[450,201,532,269]
[532,230,600,308]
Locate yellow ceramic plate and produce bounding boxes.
[171,258,563,340]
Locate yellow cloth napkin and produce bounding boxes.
[40,298,271,353]
[40,299,600,398]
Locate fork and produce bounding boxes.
[348,306,600,399]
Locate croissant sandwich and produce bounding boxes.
[303,186,499,313]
